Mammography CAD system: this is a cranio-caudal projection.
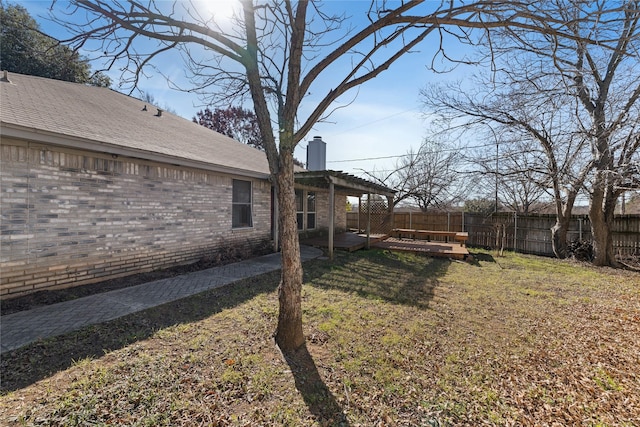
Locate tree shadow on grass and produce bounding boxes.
[1,268,289,393]
[0,249,449,394]
[473,252,496,262]
[284,345,349,426]
[307,249,450,310]
[468,250,497,266]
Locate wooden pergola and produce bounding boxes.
[290,170,396,259]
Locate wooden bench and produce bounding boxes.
[391,228,468,246]
[453,232,468,246]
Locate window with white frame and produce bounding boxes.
[307,191,316,229]
[295,189,316,230]
[232,179,252,228]
[295,189,304,230]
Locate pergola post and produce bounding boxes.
[358,195,362,232]
[328,178,335,260]
[366,192,371,249]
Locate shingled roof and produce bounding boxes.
[0,72,270,178]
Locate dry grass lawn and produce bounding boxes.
[1,249,639,426]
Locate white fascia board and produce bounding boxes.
[0,123,271,180]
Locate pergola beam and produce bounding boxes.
[294,170,395,198]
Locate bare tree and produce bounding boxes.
[364,138,466,210]
[423,79,592,258]
[423,1,640,264]
[193,106,262,148]
[53,0,606,351]
[407,140,468,211]
[500,1,640,266]
[494,141,549,214]
[458,129,549,214]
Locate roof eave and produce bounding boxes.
[0,123,271,180]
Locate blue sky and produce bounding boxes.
[18,0,475,178]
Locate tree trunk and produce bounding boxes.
[550,192,579,259]
[274,151,305,352]
[239,4,305,352]
[589,179,618,267]
[550,217,570,259]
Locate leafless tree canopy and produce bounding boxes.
[363,138,468,211]
[421,0,640,264]
[54,1,604,152]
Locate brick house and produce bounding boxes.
[1,72,392,298]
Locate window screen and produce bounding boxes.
[232,179,252,228]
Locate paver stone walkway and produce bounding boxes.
[1,246,323,353]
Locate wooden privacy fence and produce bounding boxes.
[464,213,640,258]
[346,211,640,258]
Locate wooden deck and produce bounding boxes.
[301,232,387,252]
[302,232,470,260]
[372,237,470,260]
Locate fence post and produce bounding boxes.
[514,212,518,252]
[447,212,451,231]
[578,217,583,241]
[409,210,412,229]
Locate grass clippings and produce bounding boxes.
[1,249,639,426]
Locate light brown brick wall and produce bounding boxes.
[1,139,272,298]
[315,190,347,233]
[335,194,347,232]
